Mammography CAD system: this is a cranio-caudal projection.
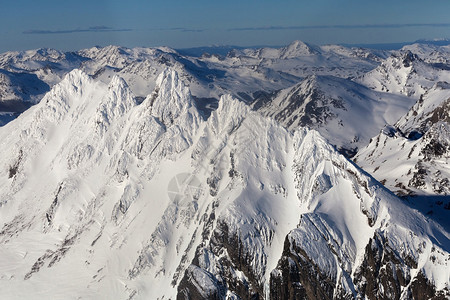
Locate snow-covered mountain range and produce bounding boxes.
[0,41,449,299]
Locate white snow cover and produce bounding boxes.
[357,51,450,98]
[256,75,414,152]
[0,68,448,299]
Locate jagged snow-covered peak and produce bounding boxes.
[24,68,96,128]
[94,75,137,134]
[43,69,94,107]
[255,74,413,155]
[62,68,93,86]
[356,50,450,98]
[208,94,249,136]
[151,68,198,126]
[0,67,201,204]
[182,113,450,299]
[0,69,104,158]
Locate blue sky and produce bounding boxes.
[1,0,450,52]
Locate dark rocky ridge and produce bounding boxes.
[178,226,450,300]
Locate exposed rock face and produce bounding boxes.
[178,221,264,300]
[270,229,450,300]
[353,233,414,300]
[410,272,449,300]
[269,236,335,300]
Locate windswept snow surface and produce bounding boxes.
[0,69,448,299]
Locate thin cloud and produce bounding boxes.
[23,26,132,34]
[180,29,204,33]
[229,23,450,31]
[154,27,205,33]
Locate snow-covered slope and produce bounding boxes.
[357,50,450,98]
[355,82,450,198]
[254,75,413,155]
[0,69,448,300]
